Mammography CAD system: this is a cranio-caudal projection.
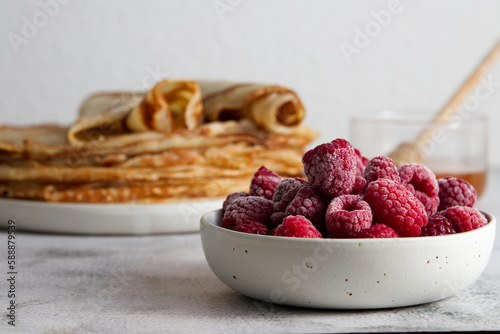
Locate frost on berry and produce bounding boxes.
[270,215,322,238]
[398,163,439,216]
[221,196,274,230]
[363,179,428,237]
[302,138,357,199]
[233,220,269,235]
[363,156,401,187]
[284,183,329,235]
[419,215,456,236]
[356,224,399,238]
[249,166,284,200]
[326,195,373,238]
[441,206,487,233]
[222,191,249,212]
[437,177,477,211]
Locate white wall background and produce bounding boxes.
[1,0,500,166]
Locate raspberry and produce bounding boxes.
[437,177,477,211]
[272,178,307,204]
[356,224,399,238]
[325,195,373,238]
[363,179,428,237]
[440,206,487,233]
[233,220,269,235]
[249,166,284,200]
[271,215,322,238]
[270,178,307,227]
[351,176,367,195]
[284,183,328,235]
[420,215,456,236]
[363,156,401,186]
[354,148,368,176]
[221,196,274,230]
[398,164,439,216]
[302,138,357,199]
[222,191,249,212]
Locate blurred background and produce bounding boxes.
[1,0,499,167]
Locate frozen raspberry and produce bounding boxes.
[363,179,428,237]
[249,166,284,200]
[440,206,487,233]
[356,224,399,238]
[284,183,328,235]
[354,148,369,176]
[363,156,401,186]
[351,176,367,195]
[270,179,307,227]
[272,178,307,203]
[302,138,357,199]
[437,177,477,211]
[233,220,269,235]
[222,191,249,212]
[398,164,439,216]
[221,196,274,230]
[420,215,456,236]
[326,195,373,238]
[271,215,322,238]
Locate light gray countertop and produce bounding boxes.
[1,170,499,334]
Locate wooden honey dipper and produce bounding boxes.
[389,38,500,166]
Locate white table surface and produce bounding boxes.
[1,170,499,334]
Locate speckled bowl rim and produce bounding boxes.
[200,209,496,245]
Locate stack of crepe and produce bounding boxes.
[0,80,318,203]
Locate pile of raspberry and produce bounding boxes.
[221,139,488,239]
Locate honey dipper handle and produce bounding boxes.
[416,38,500,145]
[390,38,500,165]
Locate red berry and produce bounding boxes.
[437,177,477,211]
[363,156,401,187]
[354,148,368,176]
[326,195,373,238]
[222,191,249,212]
[351,176,367,195]
[249,166,284,200]
[398,164,439,216]
[271,215,322,238]
[420,215,456,236]
[221,196,274,230]
[272,178,307,203]
[270,179,307,227]
[233,220,269,235]
[363,179,428,237]
[356,224,398,238]
[284,183,328,235]
[302,138,357,199]
[440,206,487,233]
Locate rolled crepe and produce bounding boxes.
[67,80,305,146]
[125,80,202,132]
[199,81,305,134]
[67,79,202,146]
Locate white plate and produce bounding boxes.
[0,198,223,235]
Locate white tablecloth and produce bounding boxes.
[1,170,499,334]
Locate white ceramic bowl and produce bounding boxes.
[200,209,496,309]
